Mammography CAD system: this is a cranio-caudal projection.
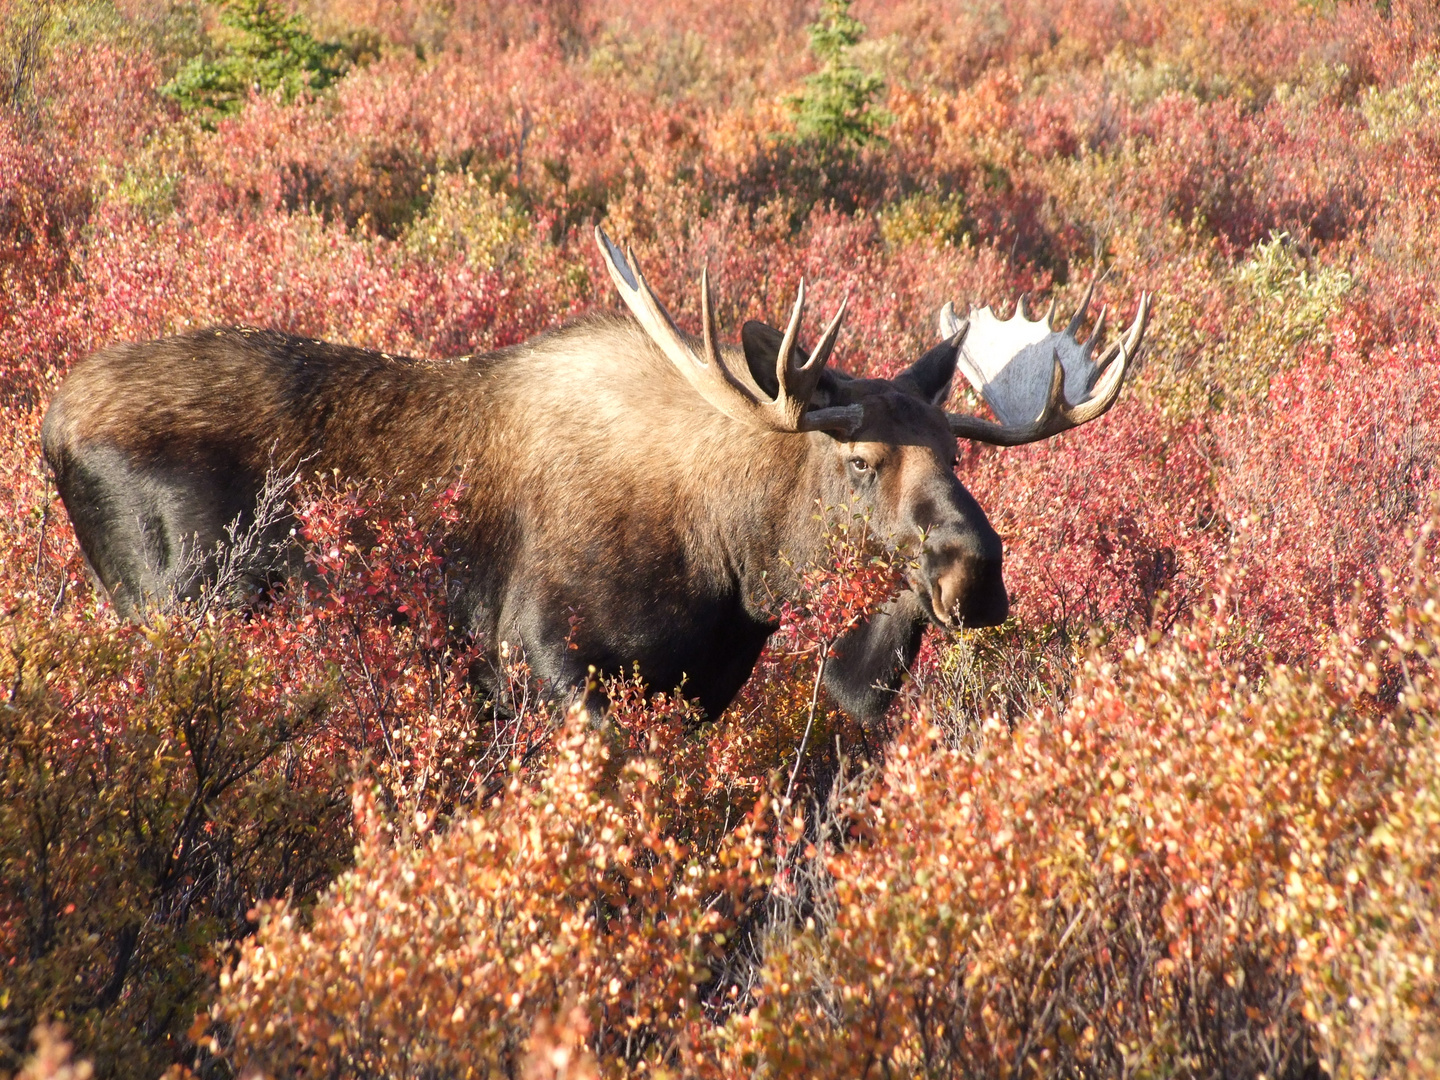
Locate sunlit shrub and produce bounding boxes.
[1360,53,1440,142]
[1213,328,1440,666]
[4,1025,95,1080]
[0,453,483,1075]
[1224,232,1354,391]
[213,712,769,1078]
[402,171,533,271]
[0,562,350,1076]
[877,190,970,251]
[1290,518,1440,1077]
[703,525,1440,1079]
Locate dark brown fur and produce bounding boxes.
[42,313,1006,723]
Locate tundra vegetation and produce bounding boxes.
[1,0,1439,1078]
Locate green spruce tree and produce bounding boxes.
[162,0,345,121]
[787,0,891,153]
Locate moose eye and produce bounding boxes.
[848,457,873,474]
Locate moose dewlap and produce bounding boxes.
[41,228,1149,724]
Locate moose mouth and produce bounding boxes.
[915,571,1010,630]
[914,530,1009,631]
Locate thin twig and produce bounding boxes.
[32,496,48,586]
[784,638,829,806]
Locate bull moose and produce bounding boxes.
[41,229,1149,725]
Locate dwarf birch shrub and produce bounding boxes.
[703,531,1440,1079]
[0,591,350,1077]
[213,712,769,1079]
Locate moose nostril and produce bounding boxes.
[932,571,961,621]
[929,563,969,626]
[927,553,1007,629]
[930,578,954,624]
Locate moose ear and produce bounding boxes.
[740,320,784,399]
[742,318,846,407]
[894,338,960,407]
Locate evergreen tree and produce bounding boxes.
[162,0,345,121]
[787,0,890,152]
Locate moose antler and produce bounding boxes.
[939,279,1151,446]
[595,227,863,435]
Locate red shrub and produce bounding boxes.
[4,0,1440,1073]
[1213,324,1440,667]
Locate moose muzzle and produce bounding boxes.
[921,529,1009,629]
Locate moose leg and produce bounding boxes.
[823,590,930,727]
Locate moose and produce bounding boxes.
[41,229,1149,725]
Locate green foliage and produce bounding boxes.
[786,0,890,153]
[877,190,970,250]
[586,27,721,103]
[1362,55,1440,141]
[1235,231,1354,335]
[0,1,52,116]
[160,0,345,120]
[42,1,210,79]
[1218,232,1355,401]
[402,171,533,272]
[1139,233,1356,418]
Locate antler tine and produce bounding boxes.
[1066,329,1131,424]
[1044,296,1058,329]
[1093,292,1151,371]
[596,226,863,437]
[1065,277,1098,337]
[938,300,965,340]
[1083,305,1108,354]
[790,295,853,432]
[1041,348,1067,419]
[806,295,848,370]
[947,336,1135,446]
[768,283,860,434]
[596,227,755,425]
[700,263,721,368]
[772,280,808,427]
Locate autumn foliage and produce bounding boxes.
[4,0,1440,1076]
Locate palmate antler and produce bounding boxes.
[940,280,1152,446]
[595,227,864,435]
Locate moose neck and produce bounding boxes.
[711,426,859,621]
[445,318,860,630]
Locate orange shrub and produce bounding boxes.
[3,1025,94,1080]
[213,711,768,1078]
[702,526,1440,1079]
[1289,520,1440,1077]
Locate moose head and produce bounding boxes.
[595,227,1149,664]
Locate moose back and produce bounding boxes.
[42,229,1148,724]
